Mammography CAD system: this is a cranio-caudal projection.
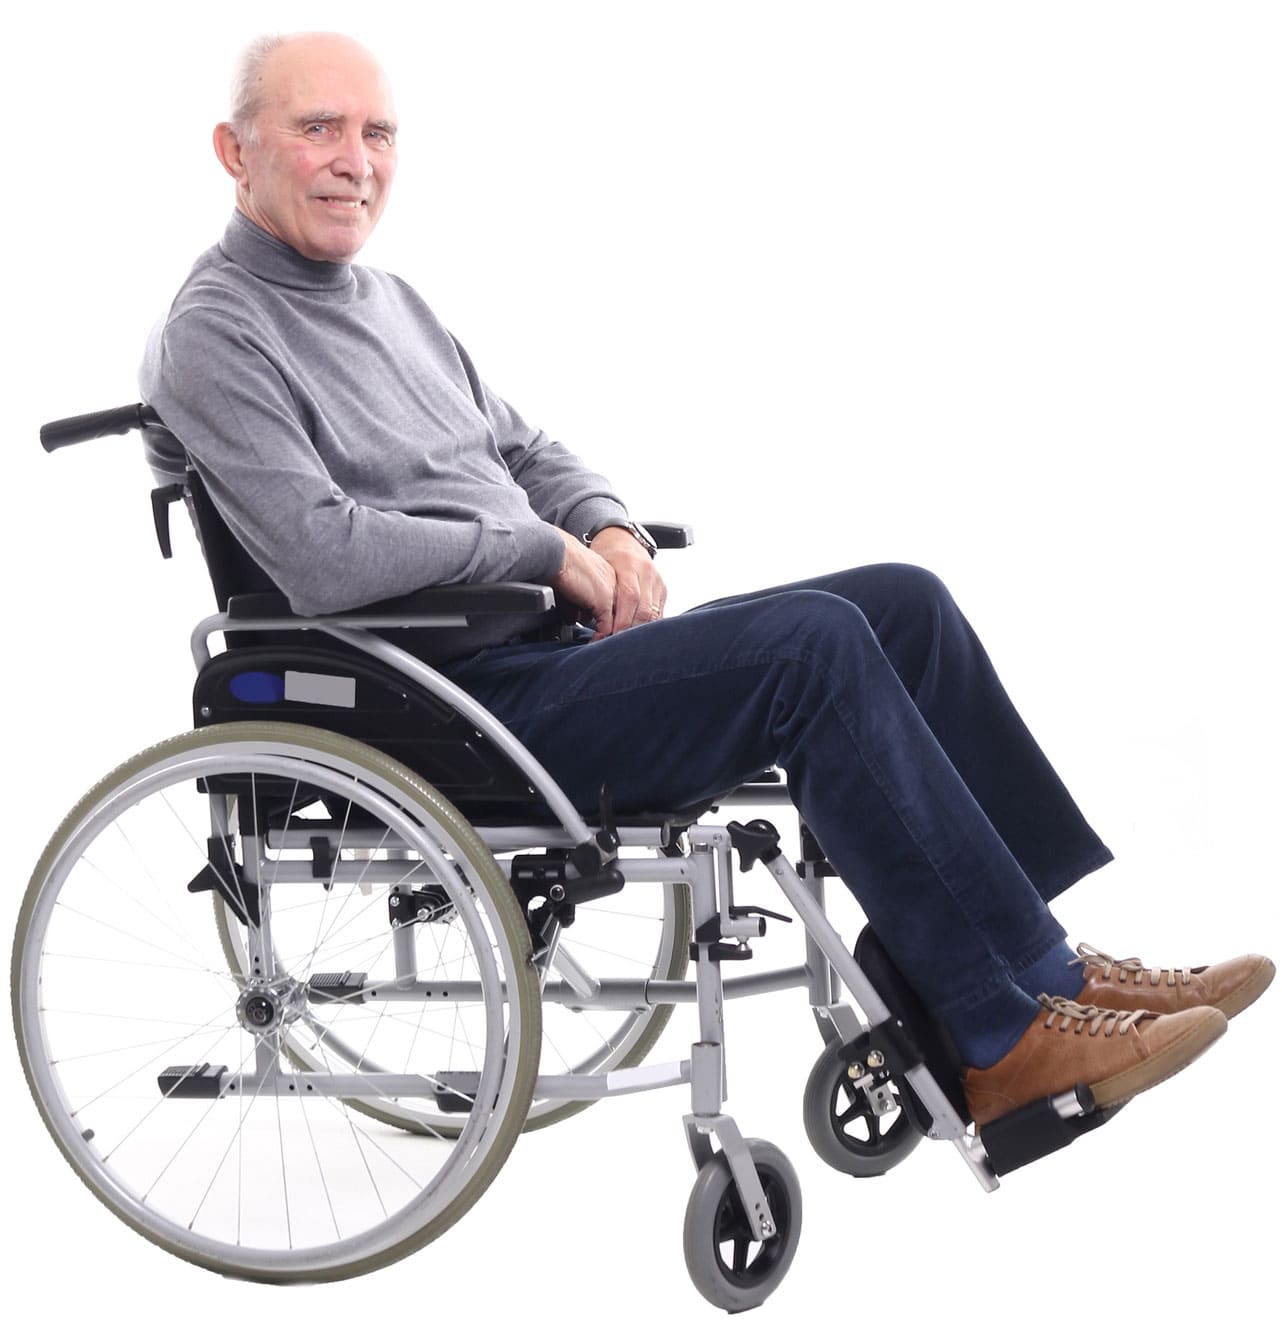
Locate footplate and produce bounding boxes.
[979,1086,1120,1176]
[308,971,367,1004]
[158,1064,228,1099]
[432,1071,481,1114]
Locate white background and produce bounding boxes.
[4,1,1279,1319]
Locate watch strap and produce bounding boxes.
[586,519,657,558]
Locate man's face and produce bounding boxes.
[224,36,398,263]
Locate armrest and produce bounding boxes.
[226,581,556,623]
[640,523,693,550]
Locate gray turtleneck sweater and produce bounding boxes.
[140,211,628,617]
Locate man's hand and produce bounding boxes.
[551,529,618,639]
[589,525,667,636]
[550,526,667,640]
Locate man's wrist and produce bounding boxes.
[586,520,657,558]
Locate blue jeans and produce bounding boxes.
[442,564,1113,1053]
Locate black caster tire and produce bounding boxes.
[683,1139,802,1312]
[803,1037,923,1177]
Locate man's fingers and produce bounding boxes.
[594,587,617,637]
[638,591,664,623]
[638,567,666,623]
[613,574,642,635]
[615,567,666,632]
[591,560,619,638]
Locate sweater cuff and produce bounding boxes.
[508,521,568,583]
[561,497,629,544]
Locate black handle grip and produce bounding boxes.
[40,403,161,452]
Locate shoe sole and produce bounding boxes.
[1217,957,1276,1020]
[1089,1009,1227,1112]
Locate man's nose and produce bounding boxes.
[330,131,373,181]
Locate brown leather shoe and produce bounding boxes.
[961,995,1226,1129]
[1072,943,1275,1020]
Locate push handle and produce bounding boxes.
[40,402,160,452]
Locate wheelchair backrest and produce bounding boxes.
[143,416,282,612]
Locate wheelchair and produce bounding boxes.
[13,402,1120,1311]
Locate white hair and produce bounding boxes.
[228,33,289,143]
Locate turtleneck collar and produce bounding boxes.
[219,209,357,293]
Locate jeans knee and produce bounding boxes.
[876,563,954,614]
[755,590,878,668]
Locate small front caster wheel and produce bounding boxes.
[803,1037,923,1177]
[682,1139,802,1312]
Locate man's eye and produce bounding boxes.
[366,130,393,148]
[304,123,331,137]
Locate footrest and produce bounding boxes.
[433,1071,481,1114]
[981,1085,1119,1175]
[158,1064,227,1099]
[308,971,368,1003]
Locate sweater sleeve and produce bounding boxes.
[449,335,630,542]
[144,308,566,616]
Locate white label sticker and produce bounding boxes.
[284,670,357,709]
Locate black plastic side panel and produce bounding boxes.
[193,646,541,813]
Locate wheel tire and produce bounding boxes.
[683,1139,802,1311]
[802,1037,923,1177]
[12,723,541,1282]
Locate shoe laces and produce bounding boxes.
[1037,992,1149,1037]
[1070,942,1193,988]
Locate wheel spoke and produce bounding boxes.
[835,1099,862,1126]
[732,1236,750,1274]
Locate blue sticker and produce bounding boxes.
[229,671,287,704]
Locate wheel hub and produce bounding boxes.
[236,976,307,1034]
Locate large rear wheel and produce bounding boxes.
[12,723,540,1282]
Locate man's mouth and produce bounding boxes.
[315,197,366,208]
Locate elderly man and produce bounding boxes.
[141,31,1270,1130]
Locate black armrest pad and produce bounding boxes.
[641,523,693,550]
[227,582,556,622]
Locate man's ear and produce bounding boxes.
[213,122,248,184]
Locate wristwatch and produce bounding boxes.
[586,519,658,558]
